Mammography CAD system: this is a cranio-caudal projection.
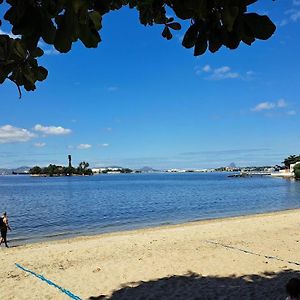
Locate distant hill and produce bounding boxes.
[138,166,159,172]
[13,166,31,173]
[0,166,31,175]
[228,162,237,168]
[105,166,123,169]
[92,166,123,169]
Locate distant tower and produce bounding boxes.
[68,155,72,168]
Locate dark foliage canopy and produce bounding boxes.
[0,0,276,96]
[294,163,300,179]
[29,162,93,176]
[282,155,300,168]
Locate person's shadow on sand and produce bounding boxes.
[89,269,300,300]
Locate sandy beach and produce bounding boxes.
[1,209,300,299]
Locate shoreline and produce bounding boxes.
[9,207,300,247]
[2,208,300,299]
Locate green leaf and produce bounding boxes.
[224,32,240,49]
[31,47,44,58]
[208,33,222,53]
[23,69,35,86]
[79,25,101,48]
[194,35,207,56]
[162,26,172,40]
[243,0,258,5]
[171,0,194,20]
[37,66,48,81]
[24,81,36,91]
[222,6,239,32]
[41,19,56,44]
[168,22,181,30]
[243,13,276,40]
[54,29,73,53]
[0,69,10,84]
[13,41,27,59]
[89,11,102,31]
[241,34,255,46]
[182,23,199,49]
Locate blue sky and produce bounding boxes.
[0,1,300,169]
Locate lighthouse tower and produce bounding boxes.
[68,155,72,168]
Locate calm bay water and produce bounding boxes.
[0,173,300,244]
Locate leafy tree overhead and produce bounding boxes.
[0,0,276,96]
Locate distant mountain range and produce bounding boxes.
[91,166,160,172]
[138,166,159,172]
[228,162,237,168]
[0,166,31,175]
[0,165,161,175]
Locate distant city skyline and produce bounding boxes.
[0,1,300,169]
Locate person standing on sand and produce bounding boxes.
[0,212,12,248]
[286,278,300,300]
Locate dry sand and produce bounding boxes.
[1,209,300,299]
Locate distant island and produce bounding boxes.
[0,166,31,175]
[1,155,300,180]
[29,155,93,177]
[91,166,159,174]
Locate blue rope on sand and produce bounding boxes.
[15,263,82,300]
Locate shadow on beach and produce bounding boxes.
[89,269,300,300]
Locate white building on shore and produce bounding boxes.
[290,162,300,174]
[271,161,300,178]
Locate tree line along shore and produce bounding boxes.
[29,161,93,177]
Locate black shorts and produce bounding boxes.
[1,228,7,239]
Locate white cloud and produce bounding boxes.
[280,19,289,27]
[77,144,92,150]
[246,70,255,76]
[196,64,240,80]
[277,99,287,108]
[105,127,113,132]
[280,7,300,26]
[34,124,72,136]
[252,99,292,113]
[202,64,212,72]
[212,66,239,80]
[287,110,297,115]
[214,66,231,74]
[286,9,300,21]
[0,125,36,144]
[34,142,46,148]
[252,102,276,112]
[99,143,109,147]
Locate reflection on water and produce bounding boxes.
[0,173,299,244]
